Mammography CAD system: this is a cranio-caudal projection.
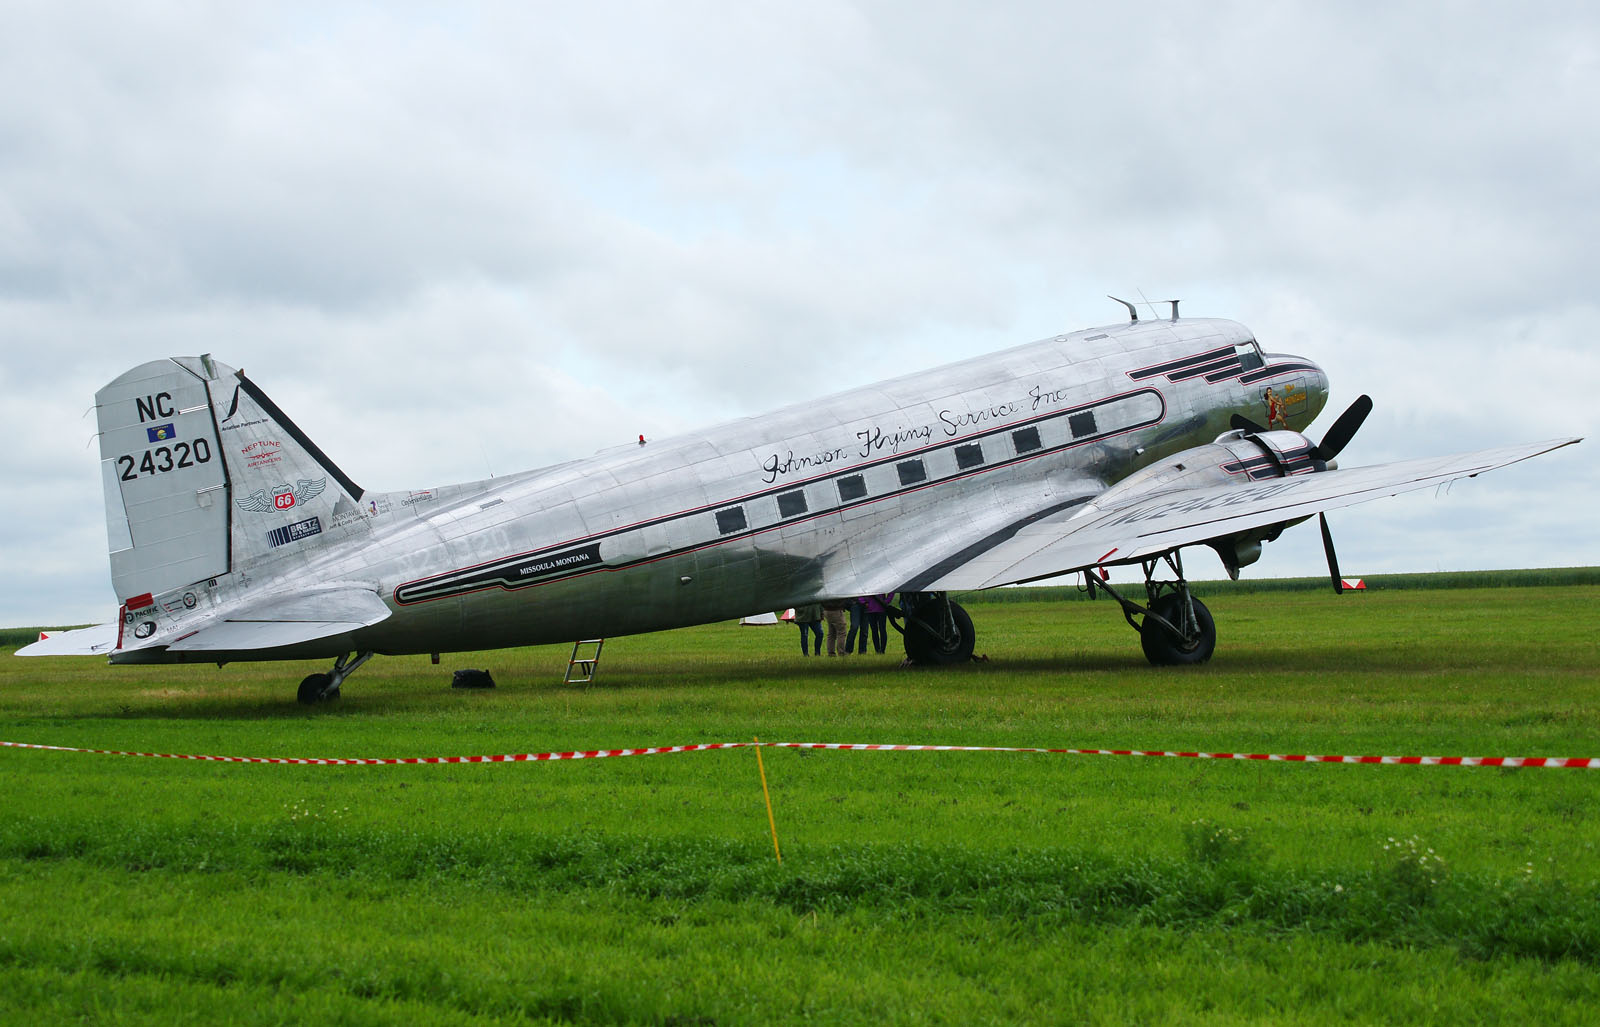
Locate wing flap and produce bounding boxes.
[926,437,1580,591]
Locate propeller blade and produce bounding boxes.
[1230,413,1268,434]
[1320,512,1343,594]
[1311,394,1373,462]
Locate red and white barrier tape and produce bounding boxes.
[0,739,740,765]
[3,739,1597,768]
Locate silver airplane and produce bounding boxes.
[19,302,1579,703]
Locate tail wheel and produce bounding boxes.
[297,673,337,705]
[1140,594,1216,666]
[903,600,976,665]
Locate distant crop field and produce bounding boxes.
[3,581,1599,1023]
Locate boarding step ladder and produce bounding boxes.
[565,639,605,684]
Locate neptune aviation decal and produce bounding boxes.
[237,478,327,513]
[218,372,366,503]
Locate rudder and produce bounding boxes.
[97,358,232,604]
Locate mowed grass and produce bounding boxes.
[3,584,1599,1023]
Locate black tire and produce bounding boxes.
[1140,594,1216,666]
[903,600,976,665]
[297,673,334,705]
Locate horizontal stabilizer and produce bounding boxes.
[15,623,119,657]
[165,588,392,653]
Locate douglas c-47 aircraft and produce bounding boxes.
[20,301,1579,703]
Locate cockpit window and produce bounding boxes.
[1235,339,1265,372]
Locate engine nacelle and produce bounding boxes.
[1091,428,1326,578]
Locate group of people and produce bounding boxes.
[790,595,892,656]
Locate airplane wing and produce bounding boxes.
[922,437,1581,591]
[163,587,392,652]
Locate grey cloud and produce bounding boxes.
[3,0,1594,626]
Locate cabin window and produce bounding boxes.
[1012,426,1041,454]
[777,490,807,518]
[955,443,984,469]
[1069,410,1098,438]
[715,506,747,535]
[897,459,927,485]
[1236,340,1265,371]
[837,474,867,502]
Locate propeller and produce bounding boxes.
[1311,396,1373,593]
[1320,512,1344,594]
[1233,394,1372,593]
[1309,394,1373,463]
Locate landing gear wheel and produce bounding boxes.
[903,600,976,665]
[297,673,336,705]
[1140,594,1216,666]
[295,652,372,704]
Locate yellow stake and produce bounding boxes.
[754,735,782,864]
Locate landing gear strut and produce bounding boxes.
[1088,551,1217,666]
[893,591,976,665]
[297,651,375,705]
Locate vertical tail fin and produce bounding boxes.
[209,360,368,575]
[96,356,367,612]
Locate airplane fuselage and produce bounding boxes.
[209,316,1326,659]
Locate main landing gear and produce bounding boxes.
[1087,550,1217,666]
[298,651,375,705]
[893,592,976,665]
[860,566,1217,669]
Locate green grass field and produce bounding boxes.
[4,581,1599,1023]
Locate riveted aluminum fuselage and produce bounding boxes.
[296,318,1324,655]
[111,316,1328,662]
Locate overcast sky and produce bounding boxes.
[3,1,1594,627]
